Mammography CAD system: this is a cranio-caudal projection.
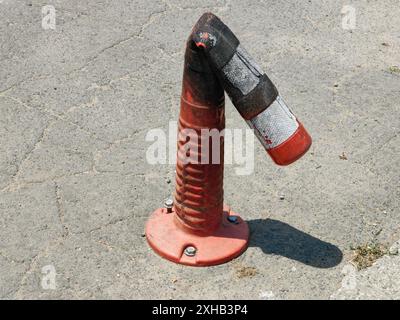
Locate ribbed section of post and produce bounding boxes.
[172,39,225,235]
[174,96,225,234]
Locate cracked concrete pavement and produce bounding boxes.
[0,0,399,299]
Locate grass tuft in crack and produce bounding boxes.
[389,66,400,74]
[234,264,258,278]
[351,243,388,270]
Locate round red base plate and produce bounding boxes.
[145,206,249,266]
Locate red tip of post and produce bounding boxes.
[195,42,207,49]
[267,122,312,166]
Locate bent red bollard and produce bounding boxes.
[146,13,312,266]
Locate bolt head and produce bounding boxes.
[184,246,197,257]
[164,198,173,208]
[227,216,239,224]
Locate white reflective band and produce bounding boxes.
[246,96,299,149]
[222,45,263,95]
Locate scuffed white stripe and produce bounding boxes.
[222,45,262,95]
[247,96,299,149]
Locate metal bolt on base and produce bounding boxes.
[164,198,173,213]
[227,216,239,224]
[184,246,197,257]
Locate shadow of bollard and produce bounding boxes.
[248,219,343,268]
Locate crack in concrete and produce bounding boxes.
[0,96,116,193]
[361,132,399,169]
[13,235,66,299]
[55,182,70,238]
[77,216,130,236]
[1,6,165,102]
[64,6,169,78]
[137,6,169,39]
[91,129,144,172]
[0,251,26,265]
[7,95,108,144]
[0,118,56,193]
[0,77,34,97]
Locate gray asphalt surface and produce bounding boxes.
[0,0,399,299]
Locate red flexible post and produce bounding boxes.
[146,40,249,266]
[146,12,312,266]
